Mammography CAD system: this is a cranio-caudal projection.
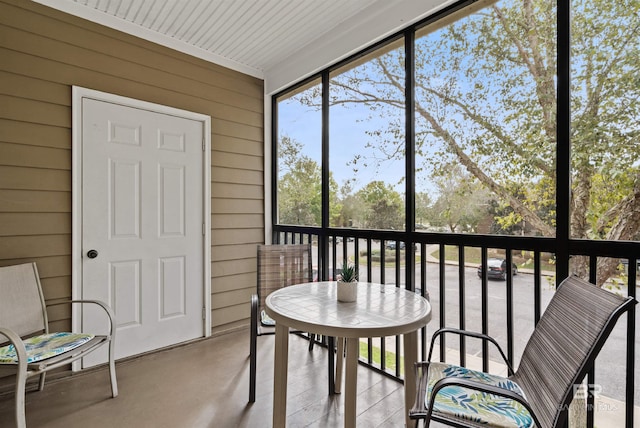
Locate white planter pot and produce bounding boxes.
[337,280,358,302]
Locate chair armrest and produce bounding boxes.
[426,376,542,428]
[47,300,116,338]
[427,327,514,375]
[0,327,28,370]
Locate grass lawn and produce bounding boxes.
[356,244,555,272]
[431,245,556,271]
[359,341,403,376]
[358,250,421,267]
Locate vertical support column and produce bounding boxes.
[458,245,466,367]
[439,243,446,361]
[534,251,542,325]
[626,259,636,428]
[316,70,330,282]
[270,95,279,243]
[555,0,571,285]
[556,2,571,424]
[481,246,489,373]
[505,249,514,366]
[404,30,416,293]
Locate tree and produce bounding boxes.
[355,181,404,230]
[334,181,360,227]
[414,192,432,227]
[278,136,341,226]
[320,0,640,285]
[429,165,493,233]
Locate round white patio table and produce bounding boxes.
[265,281,431,428]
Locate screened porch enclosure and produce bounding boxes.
[0,0,638,426]
[271,0,639,426]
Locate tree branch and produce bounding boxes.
[570,168,593,238]
[414,101,555,236]
[582,20,640,123]
[414,80,553,175]
[375,56,552,174]
[340,56,555,236]
[493,2,556,140]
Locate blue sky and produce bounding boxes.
[278,96,407,194]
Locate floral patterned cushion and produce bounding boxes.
[426,362,534,428]
[260,310,276,326]
[0,332,95,364]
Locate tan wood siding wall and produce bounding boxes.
[0,0,263,335]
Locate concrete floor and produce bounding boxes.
[0,330,411,428]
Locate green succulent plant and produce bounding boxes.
[339,260,358,283]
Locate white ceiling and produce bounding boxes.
[34,0,452,93]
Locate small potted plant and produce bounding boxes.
[337,260,358,302]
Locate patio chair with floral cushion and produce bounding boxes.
[410,275,636,428]
[0,262,117,428]
[249,243,318,403]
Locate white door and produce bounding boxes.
[80,98,205,366]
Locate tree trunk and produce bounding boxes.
[571,172,640,286]
[570,169,592,240]
[596,172,640,286]
[571,255,590,281]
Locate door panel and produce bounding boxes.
[81,98,204,366]
[111,260,141,328]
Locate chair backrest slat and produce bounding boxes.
[0,262,48,340]
[513,275,635,428]
[257,244,312,311]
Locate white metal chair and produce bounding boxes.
[0,262,118,428]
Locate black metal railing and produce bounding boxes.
[273,225,639,427]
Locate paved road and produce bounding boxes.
[318,240,639,405]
